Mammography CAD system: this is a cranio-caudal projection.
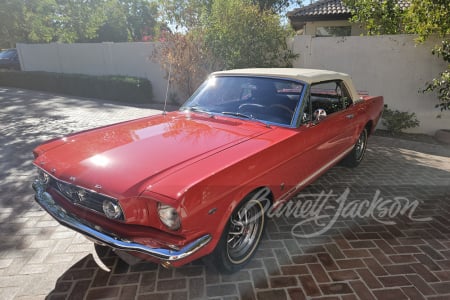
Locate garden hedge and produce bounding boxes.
[0,70,153,104]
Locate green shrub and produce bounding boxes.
[422,38,450,112]
[382,106,420,134]
[0,70,153,104]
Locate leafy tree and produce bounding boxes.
[0,0,58,47]
[157,0,300,31]
[405,0,449,42]
[345,0,449,39]
[93,1,129,42]
[422,41,450,111]
[405,1,449,111]
[344,0,449,111]
[158,0,213,31]
[154,0,297,98]
[0,0,22,47]
[153,30,221,98]
[91,0,165,42]
[204,0,296,69]
[22,0,58,43]
[343,0,406,35]
[0,0,106,45]
[54,0,108,43]
[0,0,165,45]
[252,0,291,13]
[119,0,161,41]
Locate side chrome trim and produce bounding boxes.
[32,180,212,261]
[294,145,354,190]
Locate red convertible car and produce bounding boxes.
[32,68,383,273]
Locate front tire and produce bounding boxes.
[212,192,267,273]
[342,128,368,168]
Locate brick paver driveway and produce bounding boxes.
[1,87,449,300]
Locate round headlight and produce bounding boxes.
[102,199,122,220]
[158,203,181,230]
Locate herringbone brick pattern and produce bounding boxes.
[1,88,449,299]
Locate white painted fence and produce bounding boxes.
[16,35,449,134]
[16,42,167,102]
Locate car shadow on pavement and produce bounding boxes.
[46,249,210,299]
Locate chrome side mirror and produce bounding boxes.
[313,108,327,122]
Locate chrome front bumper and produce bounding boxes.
[32,179,212,262]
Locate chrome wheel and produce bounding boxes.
[226,199,264,264]
[355,129,367,162]
[211,189,269,273]
[341,127,368,168]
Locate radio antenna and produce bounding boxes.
[163,63,172,115]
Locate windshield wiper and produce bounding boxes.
[221,111,271,128]
[182,106,214,117]
[221,111,252,119]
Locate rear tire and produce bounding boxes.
[342,128,368,168]
[212,191,267,273]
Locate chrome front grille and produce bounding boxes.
[48,177,124,221]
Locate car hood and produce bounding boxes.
[34,111,271,197]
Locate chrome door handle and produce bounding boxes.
[345,114,354,119]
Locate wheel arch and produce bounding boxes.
[209,185,273,272]
[212,185,274,244]
[365,120,374,136]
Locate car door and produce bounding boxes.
[275,81,359,200]
[309,80,358,155]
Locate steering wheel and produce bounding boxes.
[238,103,265,111]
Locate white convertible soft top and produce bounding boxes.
[212,68,360,101]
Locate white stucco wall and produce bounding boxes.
[291,34,449,134]
[16,42,167,102]
[303,20,363,36]
[15,36,450,134]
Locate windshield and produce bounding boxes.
[180,76,304,126]
[0,49,17,59]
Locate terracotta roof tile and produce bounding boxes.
[288,0,411,17]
